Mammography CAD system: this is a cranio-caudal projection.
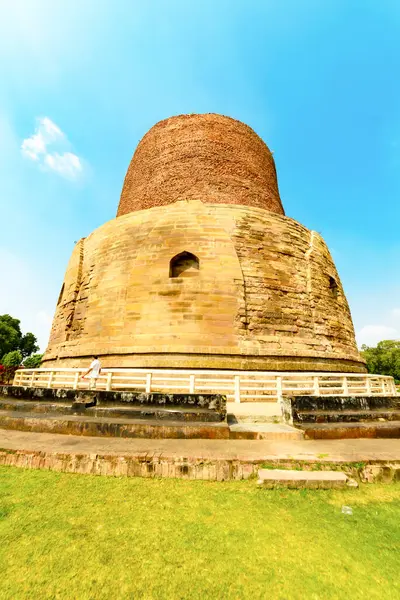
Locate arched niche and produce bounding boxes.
[329,276,338,298]
[169,251,199,278]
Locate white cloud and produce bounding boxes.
[41,117,63,138]
[21,116,64,160]
[21,135,46,160]
[391,308,400,318]
[44,152,82,179]
[21,117,83,179]
[357,325,400,347]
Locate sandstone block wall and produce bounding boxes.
[43,200,365,372]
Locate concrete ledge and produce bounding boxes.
[290,395,400,412]
[0,386,226,417]
[0,413,230,440]
[257,468,352,489]
[301,421,400,440]
[0,398,223,423]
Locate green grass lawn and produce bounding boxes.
[0,467,399,600]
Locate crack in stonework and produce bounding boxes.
[305,230,315,297]
[66,238,85,335]
[231,216,251,334]
[305,230,317,338]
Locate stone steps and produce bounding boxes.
[284,395,400,440]
[0,387,226,416]
[0,410,231,440]
[229,423,303,441]
[291,396,400,412]
[227,401,282,424]
[0,399,221,422]
[0,408,303,441]
[257,468,355,489]
[296,409,400,423]
[298,421,400,439]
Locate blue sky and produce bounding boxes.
[0,0,399,351]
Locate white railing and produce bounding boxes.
[11,368,397,403]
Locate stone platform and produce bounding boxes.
[1,428,399,482]
[0,387,301,441]
[283,395,400,439]
[0,386,226,416]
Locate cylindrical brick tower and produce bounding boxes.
[118,114,284,216]
[43,113,366,373]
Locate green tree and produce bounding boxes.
[23,353,43,368]
[0,319,20,356]
[361,340,400,383]
[0,314,39,360]
[2,350,22,367]
[20,332,39,359]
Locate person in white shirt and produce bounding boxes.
[81,356,102,389]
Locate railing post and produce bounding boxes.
[276,376,282,399]
[146,373,152,394]
[234,375,240,403]
[29,371,35,388]
[342,376,349,396]
[47,371,54,389]
[73,372,79,390]
[106,371,113,392]
[189,374,195,394]
[366,376,372,395]
[313,376,320,395]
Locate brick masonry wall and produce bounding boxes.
[117,113,284,217]
[43,200,365,372]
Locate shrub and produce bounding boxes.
[23,353,43,368]
[2,350,22,367]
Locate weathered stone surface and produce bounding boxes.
[300,421,400,440]
[43,200,364,372]
[284,395,400,439]
[118,113,284,216]
[0,386,226,416]
[0,411,306,441]
[42,114,365,373]
[0,387,301,440]
[290,395,400,412]
[257,468,350,489]
[1,429,400,481]
[0,413,231,440]
[0,399,225,423]
[295,410,400,424]
[0,447,255,481]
